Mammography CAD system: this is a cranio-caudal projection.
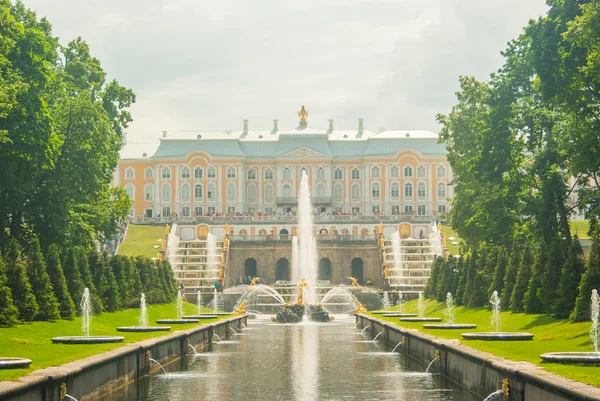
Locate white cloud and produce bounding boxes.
[23,0,548,141]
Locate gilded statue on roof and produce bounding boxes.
[298,106,308,124]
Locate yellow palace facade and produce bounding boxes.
[114,113,453,219]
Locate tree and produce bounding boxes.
[76,247,102,313]
[5,239,38,321]
[540,237,566,313]
[424,257,443,298]
[62,247,85,310]
[46,244,75,319]
[554,237,585,318]
[25,238,60,321]
[0,254,19,326]
[455,255,469,306]
[103,265,120,312]
[501,242,520,309]
[572,229,600,321]
[524,244,545,314]
[511,243,533,313]
[489,245,508,297]
[462,250,478,307]
[469,245,494,308]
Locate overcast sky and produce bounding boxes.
[24,0,548,143]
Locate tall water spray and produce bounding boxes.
[166,224,180,267]
[210,288,222,311]
[391,230,402,270]
[396,290,403,313]
[139,293,148,327]
[490,290,501,333]
[295,171,318,298]
[176,290,183,319]
[418,292,425,318]
[206,232,218,271]
[430,223,443,257]
[445,293,455,325]
[382,291,391,309]
[196,290,203,315]
[591,289,599,353]
[80,288,91,336]
[292,236,300,281]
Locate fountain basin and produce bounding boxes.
[156,319,199,324]
[540,352,600,365]
[399,317,443,322]
[116,326,171,332]
[182,315,219,320]
[0,357,32,369]
[423,324,477,329]
[51,336,125,344]
[461,332,534,341]
[381,313,417,317]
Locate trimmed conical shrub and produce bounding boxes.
[510,243,533,313]
[26,238,60,321]
[0,254,19,326]
[62,247,85,310]
[489,246,507,298]
[524,245,545,314]
[5,239,38,321]
[554,238,585,318]
[541,237,566,313]
[46,244,75,319]
[572,230,600,321]
[501,242,520,309]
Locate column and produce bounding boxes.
[427,163,433,213]
[258,166,263,207]
[345,165,350,212]
[238,163,245,212]
[363,163,369,212]
[154,164,160,214]
[175,165,180,215]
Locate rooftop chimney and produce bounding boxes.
[357,119,364,137]
[123,132,128,144]
[328,119,334,132]
[379,127,386,133]
[242,119,249,138]
[162,130,167,138]
[272,119,279,134]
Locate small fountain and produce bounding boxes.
[187,343,199,355]
[117,294,171,332]
[373,290,417,317]
[391,341,403,353]
[462,290,533,341]
[483,379,510,401]
[148,358,167,374]
[382,291,391,309]
[424,350,440,373]
[540,289,600,364]
[197,290,203,314]
[53,288,125,343]
[0,357,32,369]
[156,290,200,324]
[423,293,477,330]
[372,330,384,342]
[182,290,220,319]
[399,292,442,322]
[272,279,332,323]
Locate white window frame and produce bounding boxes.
[351,168,360,180]
[265,184,274,201]
[334,168,342,180]
[283,168,291,179]
[125,184,135,200]
[334,184,343,201]
[208,167,216,178]
[162,206,171,217]
[316,183,325,198]
[265,169,273,180]
[227,166,236,179]
[317,167,325,179]
[161,167,171,179]
[404,165,413,178]
[438,204,447,213]
[437,182,446,198]
[417,166,426,178]
[181,183,191,201]
[194,167,203,179]
[417,205,426,215]
[371,166,380,178]
[372,183,380,198]
[404,183,413,198]
[390,166,399,178]
[437,165,446,178]
[181,206,190,217]
[144,183,153,201]
[227,183,236,200]
[417,182,426,198]
[181,167,190,179]
[194,184,203,199]
[161,183,171,200]
[247,184,257,201]
[194,206,203,216]
[207,183,216,200]
[391,183,399,198]
[144,167,153,179]
[247,169,256,180]
[282,184,291,197]
[404,205,413,214]
[125,167,135,179]
[351,184,360,200]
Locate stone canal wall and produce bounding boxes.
[0,316,247,401]
[356,314,600,401]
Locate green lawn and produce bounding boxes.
[372,299,600,387]
[570,220,590,239]
[440,224,462,255]
[0,302,227,381]
[118,225,166,258]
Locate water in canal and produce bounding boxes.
[109,316,480,400]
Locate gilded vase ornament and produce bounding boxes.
[298,105,308,124]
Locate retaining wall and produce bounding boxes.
[0,316,247,401]
[357,314,600,401]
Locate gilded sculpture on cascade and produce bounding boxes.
[298,105,308,124]
[296,278,309,305]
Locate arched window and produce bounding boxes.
[334,168,343,180]
[371,166,380,178]
[227,166,236,179]
[417,166,426,178]
[391,183,399,197]
[351,184,360,200]
[334,184,343,201]
[161,183,171,200]
[437,165,446,178]
[404,165,413,177]
[316,183,325,198]
[194,167,203,179]
[265,185,274,201]
[317,167,325,179]
[247,169,256,180]
[194,184,203,199]
[283,184,291,197]
[161,167,171,179]
[181,167,190,179]
[227,183,236,199]
[390,166,399,178]
[264,169,273,180]
[372,183,380,198]
[404,183,413,198]
[144,167,153,179]
[418,183,426,197]
[181,183,190,200]
[283,167,291,179]
[144,184,153,201]
[125,184,135,200]
[125,167,135,179]
[247,184,257,201]
[207,167,216,178]
[207,183,215,200]
[351,168,360,179]
[437,182,446,198]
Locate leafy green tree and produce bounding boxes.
[554,237,585,318]
[76,247,102,313]
[489,245,508,297]
[25,238,60,321]
[5,239,38,321]
[469,245,494,308]
[109,255,127,309]
[501,242,521,309]
[462,250,478,307]
[89,252,109,310]
[436,256,456,303]
[424,257,443,298]
[103,265,120,312]
[572,229,600,321]
[62,247,85,310]
[541,237,566,313]
[524,245,545,314]
[46,244,75,319]
[455,255,469,306]
[0,254,19,326]
[511,243,533,313]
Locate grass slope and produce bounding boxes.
[118,225,166,258]
[0,302,224,381]
[570,220,590,239]
[373,299,600,387]
[440,224,462,255]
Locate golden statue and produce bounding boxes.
[354,299,367,314]
[235,300,248,314]
[296,278,309,305]
[250,277,261,286]
[224,224,229,236]
[221,250,226,263]
[219,266,224,281]
[383,267,390,279]
[298,105,308,124]
[165,224,171,235]
[437,222,442,232]
[378,222,383,234]
[347,277,360,287]
[162,237,167,249]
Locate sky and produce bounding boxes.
[24,0,549,143]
